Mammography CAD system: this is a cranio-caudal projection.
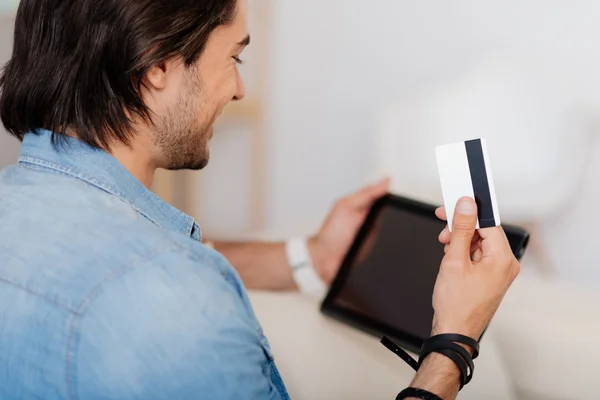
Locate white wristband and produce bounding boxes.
[285,237,327,299]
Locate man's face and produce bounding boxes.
[148,0,249,170]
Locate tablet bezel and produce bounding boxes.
[320,193,530,354]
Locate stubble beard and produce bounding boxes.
[153,68,213,171]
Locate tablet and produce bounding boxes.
[320,194,530,354]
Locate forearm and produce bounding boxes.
[406,353,461,400]
[212,241,298,291]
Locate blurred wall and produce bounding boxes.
[0,15,20,170]
[265,0,600,283]
[0,1,16,14]
[265,0,600,230]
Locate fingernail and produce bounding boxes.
[457,199,476,215]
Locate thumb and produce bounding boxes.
[446,197,478,261]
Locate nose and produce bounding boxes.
[233,68,246,101]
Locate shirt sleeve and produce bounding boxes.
[72,249,285,400]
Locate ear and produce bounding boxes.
[144,61,168,91]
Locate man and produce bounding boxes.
[0,0,520,399]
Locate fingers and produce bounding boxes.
[476,225,513,263]
[471,247,484,262]
[345,177,390,208]
[477,225,509,244]
[439,227,480,247]
[438,226,451,244]
[445,197,478,261]
[444,235,482,258]
[435,207,447,221]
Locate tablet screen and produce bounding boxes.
[333,205,445,340]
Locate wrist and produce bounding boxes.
[286,237,327,297]
[411,353,461,398]
[431,323,479,359]
[307,235,331,283]
[431,320,482,345]
[383,333,477,398]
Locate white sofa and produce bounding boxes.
[249,291,515,400]
[491,271,600,400]
[249,266,600,400]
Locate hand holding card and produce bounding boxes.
[435,138,501,232]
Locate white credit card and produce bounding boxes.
[435,138,500,231]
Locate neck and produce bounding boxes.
[65,127,157,188]
[110,142,156,189]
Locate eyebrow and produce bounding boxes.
[237,35,251,48]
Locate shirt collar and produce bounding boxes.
[18,129,202,241]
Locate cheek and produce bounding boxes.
[201,68,239,114]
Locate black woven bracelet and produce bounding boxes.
[382,333,480,394]
[396,388,443,400]
[427,333,480,359]
[420,340,475,387]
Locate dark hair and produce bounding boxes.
[0,0,237,149]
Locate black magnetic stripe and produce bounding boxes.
[465,139,496,228]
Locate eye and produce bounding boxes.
[232,56,244,65]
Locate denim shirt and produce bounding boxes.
[0,130,290,400]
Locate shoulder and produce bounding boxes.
[78,246,246,323]
[72,248,278,400]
